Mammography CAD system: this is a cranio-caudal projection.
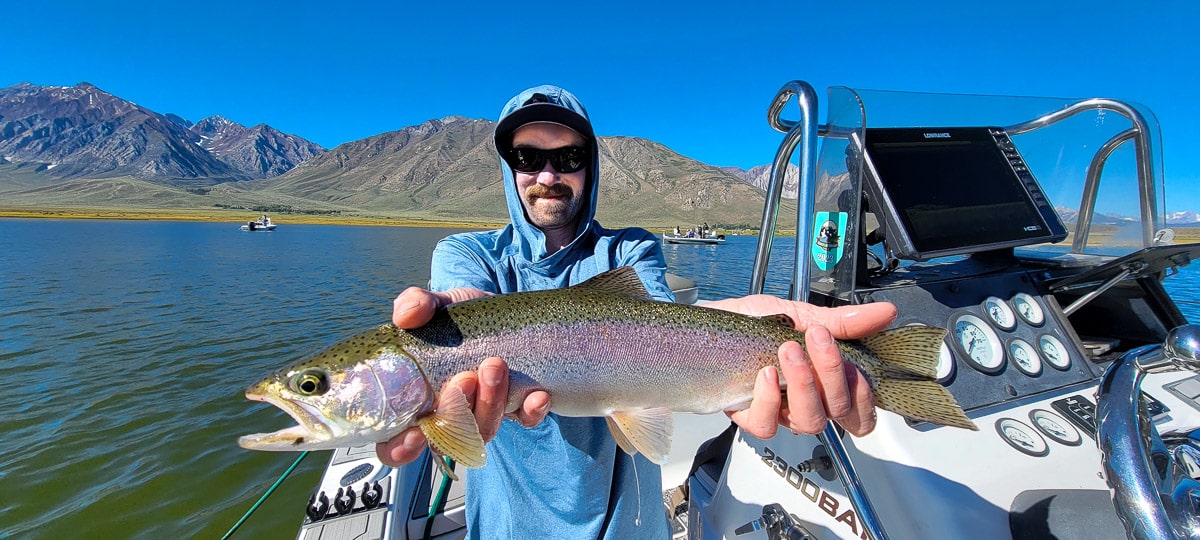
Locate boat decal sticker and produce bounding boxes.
[812,212,847,271]
[758,445,867,539]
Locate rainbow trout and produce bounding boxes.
[239,266,975,477]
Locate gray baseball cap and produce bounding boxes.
[494,85,594,148]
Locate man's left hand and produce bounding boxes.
[705,296,898,438]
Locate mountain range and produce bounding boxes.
[0,83,323,185]
[0,82,794,229]
[2,82,1193,229]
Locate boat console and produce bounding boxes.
[686,83,1200,539]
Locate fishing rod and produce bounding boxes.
[220,451,310,540]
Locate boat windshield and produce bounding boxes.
[803,86,1170,297]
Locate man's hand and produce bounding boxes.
[706,295,898,438]
[376,286,552,468]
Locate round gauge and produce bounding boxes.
[953,314,1004,373]
[1013,293,1045,326]
[995,418,1049,457]
[936,341,955,383]
[1039,334,1071,371]
[1008,339,1043,376]
[983,296,1017,331]
[1029,409,1081,446]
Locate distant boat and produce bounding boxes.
[239,215,276,231]
[663,232,724,245]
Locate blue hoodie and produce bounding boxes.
[428,85,673,539]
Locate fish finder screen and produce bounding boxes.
[863,127,1064,259]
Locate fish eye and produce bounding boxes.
[290,369,329,396]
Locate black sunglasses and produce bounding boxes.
[502,146,589,174]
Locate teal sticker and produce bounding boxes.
[811,212,847,271]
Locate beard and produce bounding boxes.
[523,183,584,230]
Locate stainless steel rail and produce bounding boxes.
[752,81,818,297]
[1005,99,1161,250]
[1074,128,1138,251]
[753,80,889,540]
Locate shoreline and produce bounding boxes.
[0,207,507,230]
[0,206,773,235]
[6,207,1196,244]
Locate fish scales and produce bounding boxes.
[408,289,794,414]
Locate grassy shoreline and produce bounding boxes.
[0,206,507,229]
[0,206,771,235]
[6,206,1198,244]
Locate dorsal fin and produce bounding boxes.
[572,266,652,300]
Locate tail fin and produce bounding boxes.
[859,327,978,430]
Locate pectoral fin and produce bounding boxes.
[605,416,638,456]
[417,385,487,479]
[605,407,675,464]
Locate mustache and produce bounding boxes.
[525,184,574,199]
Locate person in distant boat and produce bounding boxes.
[377,84,896,539]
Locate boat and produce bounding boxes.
[664,232,726,245]
[239,215,276,231]
[279,83,1200,540]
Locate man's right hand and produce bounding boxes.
[376,286,552,468]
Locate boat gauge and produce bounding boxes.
[936,341,955,383]
[905,322,955,383]
[953,314,1004,373]
[1029,409,1081,446]
[1012,293,1045,326]
[1039,334,1071,371]
[983,296,1017,331]
[1008,339,1042,376]
[995,418,1049,457]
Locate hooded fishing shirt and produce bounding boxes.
[428,85,674,540]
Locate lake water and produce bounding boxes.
[2,219,1199,539]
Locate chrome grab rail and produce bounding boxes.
[1076,128,1138,251]
[1005,98,1161,250]
[1096,325,1200,539]
[753,80,889,540]
[752,81,818,296]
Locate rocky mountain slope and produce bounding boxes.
[228,117,774,227]
[721,163,800,199]
[0,82,323,186]
[191,115,325,179]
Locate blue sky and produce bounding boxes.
[4,1,1198,211]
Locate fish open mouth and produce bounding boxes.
[238,391,335,450]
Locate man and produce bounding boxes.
[377,84,896,539]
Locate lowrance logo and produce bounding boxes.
[923,132,952,139]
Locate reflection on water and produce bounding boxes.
[0,219,1196,539]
